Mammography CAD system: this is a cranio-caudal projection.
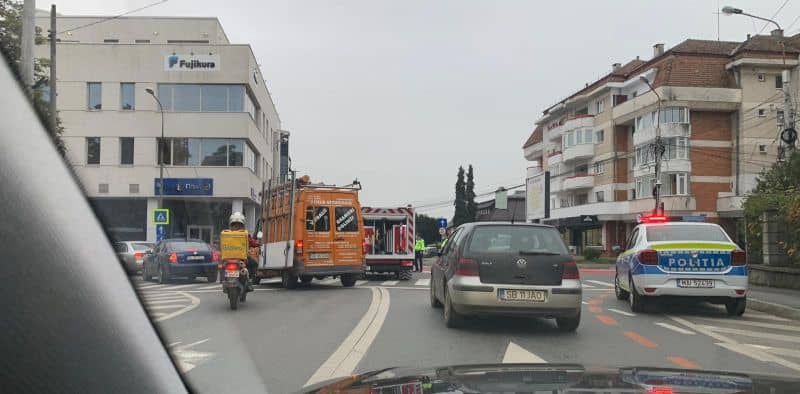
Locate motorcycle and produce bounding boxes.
[222,259,249,310]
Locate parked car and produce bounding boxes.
[114,241,155,274]
[142,239,219,284]
[430,222,581,331]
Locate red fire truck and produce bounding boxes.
[362,206,415,280]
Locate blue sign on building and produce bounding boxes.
[155,178,213,196]
[156,224,167,242]
[437,218,448,228]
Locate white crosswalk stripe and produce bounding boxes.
[356,280,368,286]
[415,279,430,286]
[655,322,696,335]
[380,280,399,286]
[318,279,339,286]
[584,280,614,287]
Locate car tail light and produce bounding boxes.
[362,239,368,254]
[169,252,177,264]
[212,250,220,262]
[731,250,746,266]
[562,261,579,279]
[225,261,239,272]
[644,287,657,293]
[455,257,478,276]
[295,240,304,255]
[735,289,746,295]
[134,252,144,260]
[401,260,413,267]
[638,249,658,265]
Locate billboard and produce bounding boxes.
[526,172,546,221]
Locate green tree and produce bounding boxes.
[0,0,65,156]
[465,164,476,223]
[453,166,467,226]
[415,214,440,245]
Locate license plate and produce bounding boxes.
[499,289,546,302]
[186,256,204,261]
[677,279,714,288]
[309,253,330,260]
[224,270,239,278]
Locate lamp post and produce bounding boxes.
[145,88,165,209]
[721,6,782,32]
[639,76,664,214]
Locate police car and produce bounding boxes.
[614,215,747,315]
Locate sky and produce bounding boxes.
[55,0,800,219]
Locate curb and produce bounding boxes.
[577,263,615,269]
[748,298,800,321]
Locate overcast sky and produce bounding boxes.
[58,0,799,219]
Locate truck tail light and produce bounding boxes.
[562,261,579,279]
[731,250,747,266]
[401,260,413,267]
[638,249,658,265]
[455,257,478,276]
[295,240,304,255]
[169,252,178,264]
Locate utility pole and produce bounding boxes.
[20,0,36,91]
[780,69,797,153]
[640,76,665,215]
[48,4,57,132]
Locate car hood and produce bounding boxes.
[298,364,800,393]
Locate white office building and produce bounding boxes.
[34,15,285,244]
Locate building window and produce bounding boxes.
[167,39,210,44]
[635,176,657,199]
[157,84,245,113]
[560,198,570,208]
[135,39,150,44]
[120,137,134,165]
[595,191,605,202]
[776,74,783,89]
[120,83,135,110]
[592,162,605,174]
[758,108,766,117]
[595,99,604,113]
[244,92,257,120]
[129,184,139,193]
[585,227,602,246]
[659,107,689,124]
[757,73,765,82]
[103,39,119,43]
[86,137,101,164]
[664,137,689,160]
[87,82,102,110]
[98,183,109,193]
[575,163,589,175]
[551,198,556,209]
[777,110,785,125]
[595,129,604,143]
[157,138,249,167]
[584,129,593,144]
[575,193,588,205]
[663,173,689,196]
[245,145,257,173]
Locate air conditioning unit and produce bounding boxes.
[758,144,768,154]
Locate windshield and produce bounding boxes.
[468,226,568,255]
[5,1,799,392]
[646,225,730,243]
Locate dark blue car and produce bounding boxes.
[142,239,219,284]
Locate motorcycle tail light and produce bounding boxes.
[225,262,239,271]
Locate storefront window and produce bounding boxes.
[585,227,602,246]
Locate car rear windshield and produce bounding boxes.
[467,226,568,255]
[169,241,211,252]
[131,243,154,251]
[646,225,730,243]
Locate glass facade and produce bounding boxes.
[157,84,245,113]
[157,138,251,168]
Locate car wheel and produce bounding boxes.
[556,312,581,332]
[158,265,170,284]
[628,276,646,313]
[443,287,463,328]
[399,270,412,281]
[282,271,298,289]
[614,271,629,300]
[430,280,442,308]
[142,264,152,281]
[300,276,313,284]
[341,274,357,287]
[725,297,746,316]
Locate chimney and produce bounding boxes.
[747,34,751,40]
[612,63,622,72]
[653,43,665,58]
[771,29,784,37]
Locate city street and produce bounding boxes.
[132,259,800,393]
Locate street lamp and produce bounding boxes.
[639,76,664,215]
[145,88,165,209]
[722,6,782,32]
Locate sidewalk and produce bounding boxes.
[748,285,800,320]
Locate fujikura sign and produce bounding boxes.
[164,54,220,71]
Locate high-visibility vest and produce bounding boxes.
[415,239,425,251]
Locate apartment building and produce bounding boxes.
[34,15,285,244]
[523,32,800,255]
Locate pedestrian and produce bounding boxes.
[414,236,425,272]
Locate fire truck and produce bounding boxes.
[362,206,416,280]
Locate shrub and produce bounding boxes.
[583,247,602,261]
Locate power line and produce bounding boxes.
[758,0,790,34]
[57,0,169,35]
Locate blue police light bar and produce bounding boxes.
[681,215,706,222]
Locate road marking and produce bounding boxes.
[163,284,203,290]
[415,279,430,287]
[696,318,800,332]
[668,356,700,369]
[655,322,696,335]
[172,339,215,374]
[384,286,427,290]
[380,280,399,286]
[150,312,167,318]
[668,315,800,372]
[595,315,618,326]
[152,292,200,322]
[584,280,614,287]
[581,301,588,305]
[146,299,193,305]
[589,306,602,313]
[624,331,658,348]
[581,284,596,288]
[697,325,800,343]
[197,284,222,290]
[185,288,279,293]
[608,308,636,317]
[355,280,368,286]
[584,289,613,292]
[141,292,184,299]
[147,303,190,310]
[502,342,547,363]
[305,287,391,387]
[745,310,791,322]
[137,284,167,289]
[743,344,800,358]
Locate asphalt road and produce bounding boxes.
[130,260,800,393]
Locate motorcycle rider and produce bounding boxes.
[228,212,259,291]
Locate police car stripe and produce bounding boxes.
[650,242,736,251]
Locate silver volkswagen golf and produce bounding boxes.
[430,223,582,331]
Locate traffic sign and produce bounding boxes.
[153,209,170,225]
[156,224,167,242]
[437,218,447,228]
[438,227,446,235]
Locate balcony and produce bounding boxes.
[546,124,565,141]
[563,114,594,132]
[549,201,631,220]
[562,143,594,163]
[524,142,543,160]
[550,178,562,193]
[633,159,690,178]
[717,193,745,216]
[547,152,563,166]
[562,174,594,191]
[633,123,690,146]
[629,196,696,214]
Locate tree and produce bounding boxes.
[415,214,441,245]
[453,166,467,226]
[465,164,476,223]
[0,0,65,156]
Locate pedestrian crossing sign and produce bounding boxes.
[153,209,170,225]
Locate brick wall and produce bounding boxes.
[691,111,731,140]
[690,146,732,176]
[691,182,731,211]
